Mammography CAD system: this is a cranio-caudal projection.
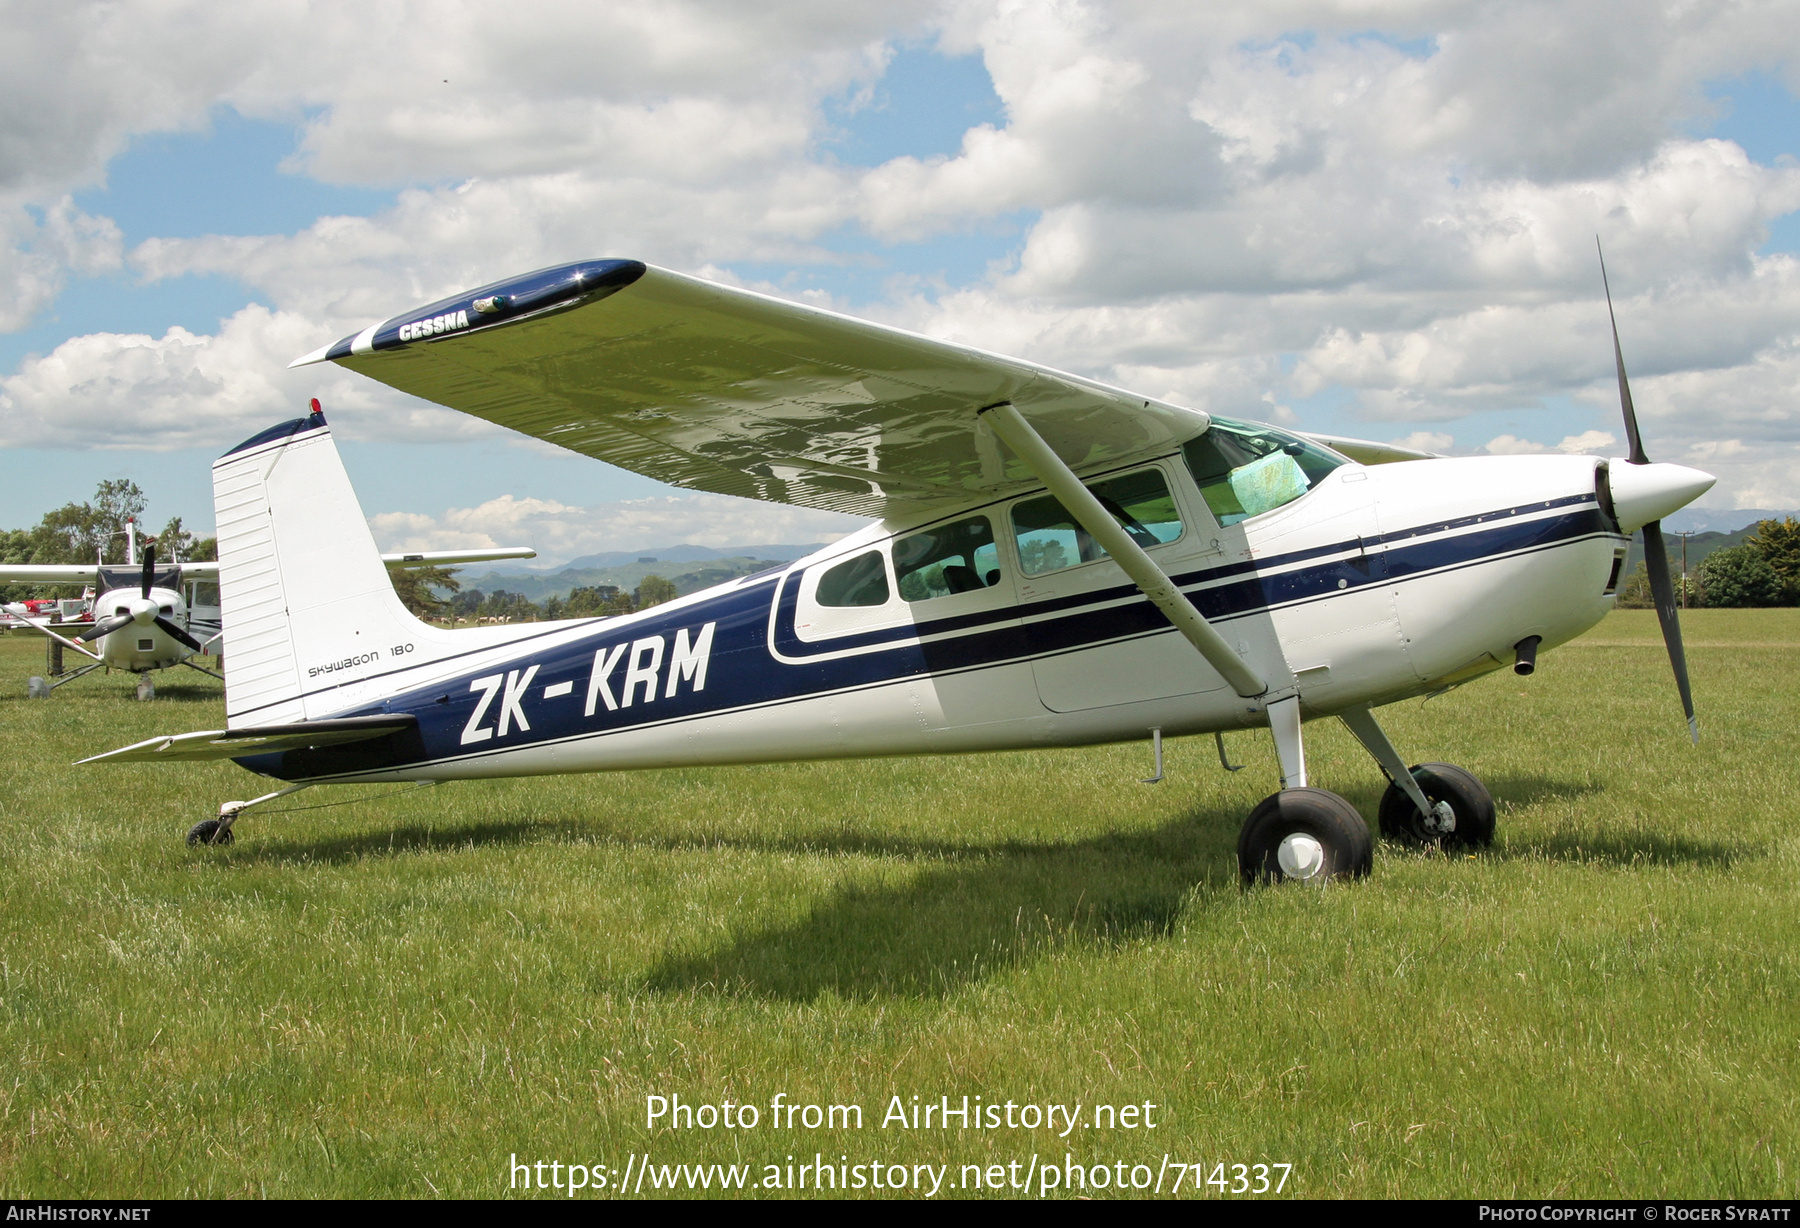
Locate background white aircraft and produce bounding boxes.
[5,490,537,698]
[91,256,1711,883]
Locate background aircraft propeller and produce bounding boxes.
[1600,239,1697,742]
[77,612,133,642]
[73,542,204,652]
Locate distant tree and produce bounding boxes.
[1019,539,1067,576]
[634,574,678,608]
[26,479,148,566]
[1696,544,1784,608]
[563,584,634,617]
[1744,517,1800,604]
[150,516,216,562]
[1616,552,1701,609]
[1615,561,1652,609]
[0,480,153,600]
[477,588,539,622]
[389,565,462,619]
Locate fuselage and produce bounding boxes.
[92,583,193,671]
[240,448,1625,785]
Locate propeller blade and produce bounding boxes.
[1641,519,1698,742]
[78,613,133,642]
[1597,237,1649,465]
[154,615,203,652]
[1601,244,1697,741]
[140,542,156,599]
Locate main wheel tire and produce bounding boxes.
[1378,762,1495,850]
[1237,787,1373,885]
[186,819,234,847]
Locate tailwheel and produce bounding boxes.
[1238,788,1373,885]
[1378,762,1495,850]
[186,819,234,847]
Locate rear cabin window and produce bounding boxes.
[1011,468,1183,578]
[815,550,891,607]
[1181,418,1348,526]
[895,516,1002,601]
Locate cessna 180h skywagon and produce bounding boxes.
[89,254,1713,883]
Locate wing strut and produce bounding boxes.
[977,403,1268,699]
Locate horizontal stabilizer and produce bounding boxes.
[78,715,417,765]
[381,547,536,568]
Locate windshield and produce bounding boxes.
[98,565,182,593]
[1181,418,1348,526]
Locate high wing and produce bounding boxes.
[378,548,537,568]
[0,549,533,586]
[1297,433,1443,465]
[292,260,1210,518]
[175,549,538,577]
[0,565,101,584]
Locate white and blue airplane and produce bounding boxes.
[89,255,1714,882]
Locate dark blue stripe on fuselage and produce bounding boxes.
[240,496,1611,779]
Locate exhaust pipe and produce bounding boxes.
[1513,635,1542,676]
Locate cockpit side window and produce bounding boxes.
[1181,418,1349,526]
[1011,467,1184,577]
[895,515,1001,602]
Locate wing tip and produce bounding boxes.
[288,343,335,369]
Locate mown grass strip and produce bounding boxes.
[0,609,1795,1198]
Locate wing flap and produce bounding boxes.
[78,715,417,764]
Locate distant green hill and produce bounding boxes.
[1623,522,1781,580]
[456,555,793,603]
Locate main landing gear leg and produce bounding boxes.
[1237,695,1373,885]
[186,783,313,847]
[27,662,104,697]
[1338,705,1495,851]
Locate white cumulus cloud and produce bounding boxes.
[5,0,1800,512]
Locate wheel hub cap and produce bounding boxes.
[1277,832,1326,880]
[1423,800,1457,835]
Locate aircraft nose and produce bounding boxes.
[130,597,160,625]
[1607,461,1715,534]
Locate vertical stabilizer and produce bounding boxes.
[212,406,435,727]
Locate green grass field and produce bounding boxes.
[2,609,1797,1199]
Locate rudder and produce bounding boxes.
[212,404,439,727]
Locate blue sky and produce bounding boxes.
[4,12,1799,554]
[1,47,1031,538]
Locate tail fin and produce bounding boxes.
[213,405,437,727]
